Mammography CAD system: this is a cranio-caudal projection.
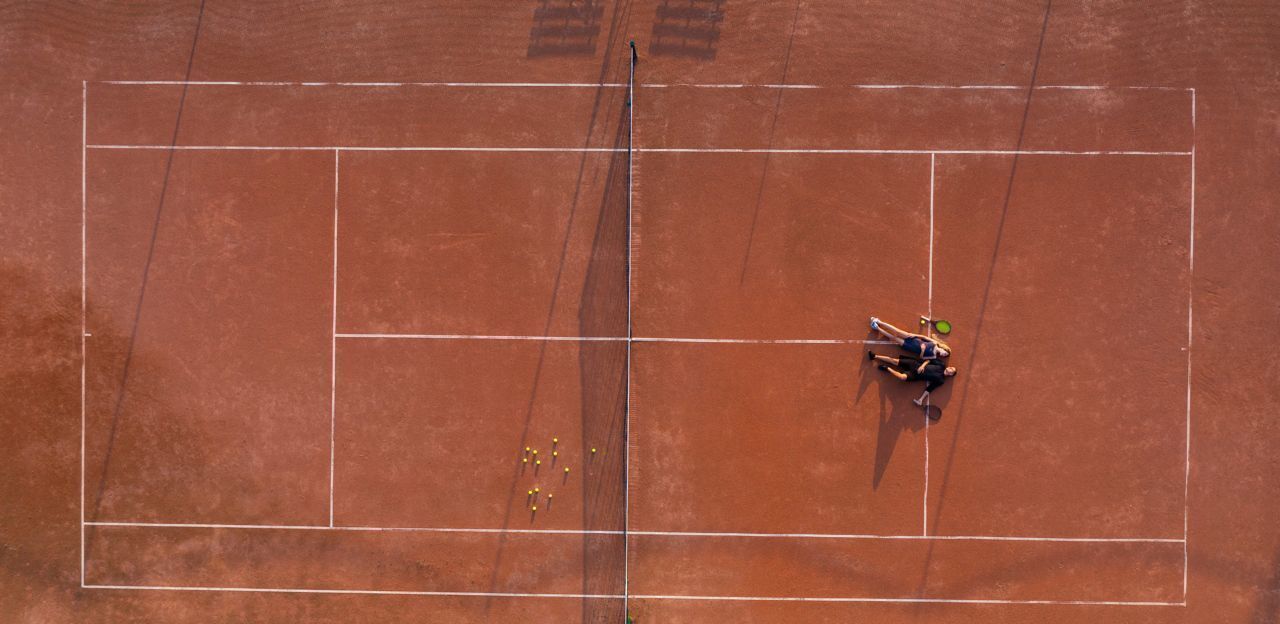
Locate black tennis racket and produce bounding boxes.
[923,403,943,422]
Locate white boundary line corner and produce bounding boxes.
[77,78,1198,609]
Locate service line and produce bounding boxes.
[334,333,896,345]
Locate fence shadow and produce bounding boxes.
[528,0,606,57]
[647,0,726,60]
[573,80,630,623]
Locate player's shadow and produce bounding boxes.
[855,339,933,491]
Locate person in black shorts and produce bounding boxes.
[869,316,951,359]
[868,351,957,406]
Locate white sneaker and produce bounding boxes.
[869,316,881,329]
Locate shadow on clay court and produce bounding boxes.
[737,0,802,285]
[1248,547,1280,624]
[2,265,219,583]
[527,0,606,57]
[490,2,634,621]
[83,0,208,568]
[914,0,1054,604]
[0,266,80,586]
[856,336,931,491]
[646,0,726,60]
[78,272,220,578]
[574,130,630,623]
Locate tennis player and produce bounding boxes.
[869,316,951,359]
[867,351,957,405]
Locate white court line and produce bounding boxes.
[853,84,1023,90]
[97,80,1191,92]
[646,83,822,89]
[334,333,896,345]
[629,531,1182,543]
[79,80,88,588]
[851,84,1191,92]
[329,150,339,528]
[78,584,1182,606]
[1183,88,1196,600]
[337,333,625,342]
[645,148,1191,156]
[83,584,622,599]
[87,145,626,152]
[86,521,618,535]
[632,594,1184,606]
[82,522,1184,543]
[924,152,935,537]
[82,77,1196,604]
[1033,85,1192,91]
[99,80,629,88]
[85,144,1193,156]
[632,337,895,345]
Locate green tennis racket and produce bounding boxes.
[919,316,953,335]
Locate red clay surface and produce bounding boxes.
[631,343,925,535]
[639,86,1193,152]
[336,151,625,337]
[333,338,626,532]
[632,152,928,339]
[4,2,1280,624]
[85,150,334,525]
[927,154,1191,539]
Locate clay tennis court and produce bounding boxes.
[3,2,1279,623]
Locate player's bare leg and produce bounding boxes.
[870,318,911,343]
[870,354,901,366]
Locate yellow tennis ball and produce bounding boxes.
[534,487,540,493]
[532,449,538,455]
[553,437,559,443]
[522,457,528,463]
[552,451,558,457]
[535,460,541,465]
[591,448,597,453]
[564,467,570,473]
[532,505,537,511]
[527,490,533,496]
